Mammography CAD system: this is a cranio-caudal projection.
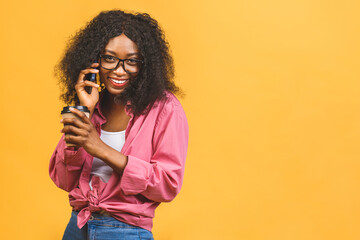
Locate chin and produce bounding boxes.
[105,87,125,96]
[103,84,127,101]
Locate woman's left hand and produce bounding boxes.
[61,107,103,157]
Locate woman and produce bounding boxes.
[49,10,188,239]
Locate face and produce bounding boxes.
[99,34,141,96]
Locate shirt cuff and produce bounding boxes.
[63,147,85,171]
[120,155,152,195]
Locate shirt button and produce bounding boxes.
[82,173,88,178]
[89,216,94,220]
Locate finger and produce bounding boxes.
[83,80,99,88]
[89,63,100,68]
[69,107,91,124]
[64,134,83,146]
[77,69,99,83]
[78,69,99,82]
[62,125,88,136]
[62,116,87,128]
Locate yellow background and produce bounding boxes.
[1,0,360,239]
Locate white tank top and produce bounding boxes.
[89,129,126,189]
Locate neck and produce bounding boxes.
[101,91,126,117]
[100,90,131,132]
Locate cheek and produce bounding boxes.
[99,70,109,82]
[130,72,139,80]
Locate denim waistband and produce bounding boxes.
[72,210,139,229]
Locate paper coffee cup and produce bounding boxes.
[61,106,90,147]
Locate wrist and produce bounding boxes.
[91,139,107,159]
[89,108,95,119]
[96,143,128,173]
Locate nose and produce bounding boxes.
[113,61,127,75]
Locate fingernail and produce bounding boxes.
[60,119,63,123]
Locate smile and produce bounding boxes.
[109,77,129,87]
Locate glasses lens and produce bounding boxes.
[124,59,142,73]
[100,55,142,73]
[100,55,118,70]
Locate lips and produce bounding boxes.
[108,77,129,87]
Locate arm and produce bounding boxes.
[61,97,188,202]
[120,103,189,202]
[60,108,128,174]
[49,135,87,192]
[49,63,99,191]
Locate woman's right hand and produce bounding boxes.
[75,63,100,116]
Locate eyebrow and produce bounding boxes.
[104,49,140,57]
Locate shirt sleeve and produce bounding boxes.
[119,102,189,202]
[49,135,87,192]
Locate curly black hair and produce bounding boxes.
[55,9,180,116]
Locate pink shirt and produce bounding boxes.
[49,92,189,231]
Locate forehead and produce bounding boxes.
[104,34,139,55]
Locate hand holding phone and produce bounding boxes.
[75,62,100,116]
[85,60,98,94]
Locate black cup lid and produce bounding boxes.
[61,106,90,114]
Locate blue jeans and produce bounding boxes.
[62,211,154,240]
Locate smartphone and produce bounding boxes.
[85,59,98,94]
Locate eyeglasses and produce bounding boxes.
[99,54,144,74]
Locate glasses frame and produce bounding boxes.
[98,54,144,74]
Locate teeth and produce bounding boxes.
[111,78,127,84]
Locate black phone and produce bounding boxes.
[85,60,98,94]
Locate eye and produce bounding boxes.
[126,59,140,66]
[103,55,116,63]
